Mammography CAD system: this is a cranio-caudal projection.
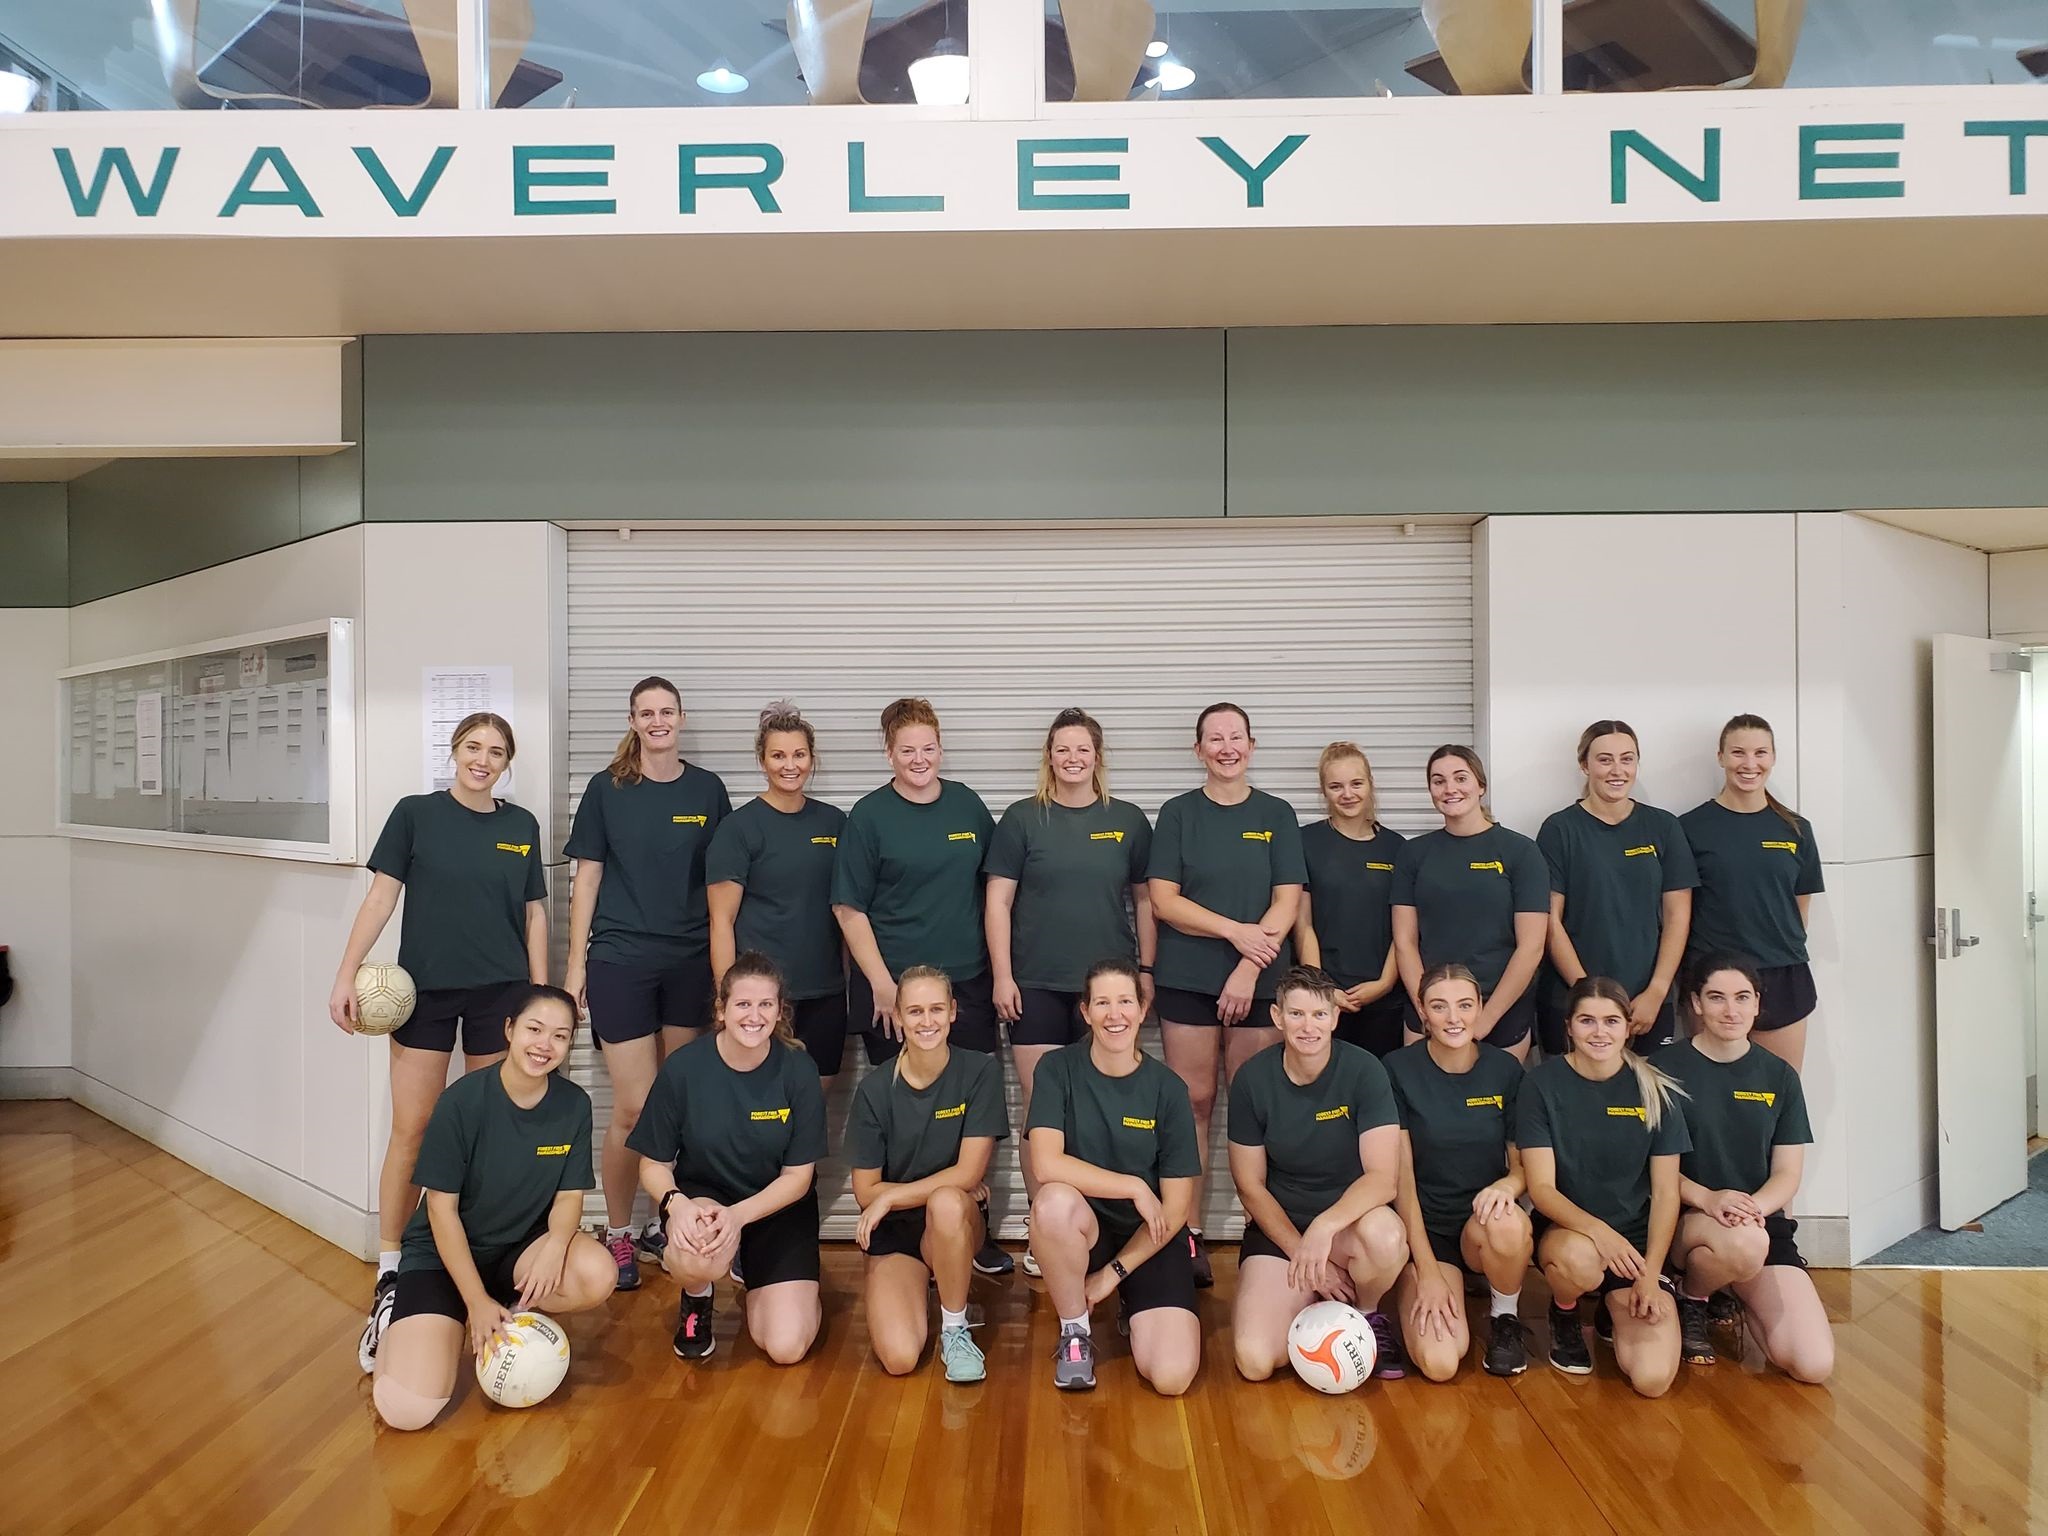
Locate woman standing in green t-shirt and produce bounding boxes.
[1519,976,1689,1398]
[328,710,548,1375]
[1294,741,1406,1057]
[1147,702,1307,1287]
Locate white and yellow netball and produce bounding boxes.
[475,1312,571,1408]
[1287,1300,1377,1395]
[352,962,416,1036]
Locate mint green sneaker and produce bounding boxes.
[939,1325,986,1384]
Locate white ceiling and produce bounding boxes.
[1857,506,2048,553]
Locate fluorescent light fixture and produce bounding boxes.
[695,64,748,94]
[0,69,37,113]
[1145,39,1169,58]
[909,36,970,106]
[1157,59,1196,91]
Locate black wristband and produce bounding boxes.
[658,1188,684,1224]
[1110,1258,1129,1282]
[1138,965,1154,975]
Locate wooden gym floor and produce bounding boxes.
[4,1100,2044,1536]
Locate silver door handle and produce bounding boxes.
[1929,906,1948,959]
[1952,908,1981,950]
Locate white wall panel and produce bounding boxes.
[1991,548,2048,642]
[0,609,70,1073]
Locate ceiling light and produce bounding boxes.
[0,70,37,113]
[909,36,970,106]
[1157,59,1196,92]
[695,64,748,95]
[1146,39,1169,59]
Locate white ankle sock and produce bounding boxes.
[1059,1313,1091,1336]
[940,1306,968,1332]
[1489,1288,1520,1319]
[607,1225,631,1241]
[686,1283,713,1299]
[377,1250,401,1278]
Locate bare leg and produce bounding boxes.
[380,1043,453,1248]
[1605,1290,1681,1398]
[1334,1207,1409,1313]
[1537,1228,1605,1312]
[865,1255,932,1375]
[1674,1211,1768,1296]
[1754,1017,1808,1073]
[746,1281,822,1365]
[597,1034,662,1230]
[1393,1260,1470,1382]
[1129,1307,1201,1396]
[1012,1044,1059,1201]
[1231,1255,1315,1381]
[1159,1023,1223,1203]
[1029,1182,1099,1320]
[371,1314,463,1430]
[1468,1207,1533,1294]
[1735,1265,1835,1383]
[512,1232,619,1314]
[659,1023,705,1057]
[923,1185,980,1315]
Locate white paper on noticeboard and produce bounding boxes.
[424,666,514,796]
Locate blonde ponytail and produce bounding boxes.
[1625,1046,1689,1134]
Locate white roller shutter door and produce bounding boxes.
[562,520,1473,1239]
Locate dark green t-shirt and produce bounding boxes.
[368,792,547,992]
[986,797,1153,992]
[1148,787,1309,998]
[626,1033,827,1203]
[830,780,994,980]
[400,1066,593,1273]
[1025,1043,1200,1241]
[1537,802,1698,1008]
[1384,1040,1524,1240]
[1679,800,1824,968]
[1515,1055,1691,1252]
[1300,821,1407,987]
[1226,1040,1398,1232]
[704,796,847,1000]
[1652,1040,1812,1196]
[1390,824,1549,996]
[844,1049,1009,1184]
[564,765,731,968]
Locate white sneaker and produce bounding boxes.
[1020,1217,1041,1277]
[358,1271,397,1374]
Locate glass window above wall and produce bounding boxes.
[0,0,459,109]
[496,1,973,108]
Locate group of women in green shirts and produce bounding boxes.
[332,687,1833,1421]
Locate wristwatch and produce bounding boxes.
[658,1188,685,1224]
[1110,1258,1129,1283]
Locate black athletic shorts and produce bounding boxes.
[1092,1225,1199,1317]
[864,1208,931,1262]
[1012,987,1085,1048]
[1753,963,1818,1033]
[394,980,526,1056]
[1155,985,1272,1030]
[1763,1212,1807,1269]
[791,990,850,1076]
[681,1185,822,1288]
[852,967,1000,1064]
[1407,987,1535,1050]
[1598,1270,1678,1300]
[389,1222,549,1323]
[1537,989,1680,1058]
[1426,1225,1479,1274]
[1335,988,1406,1058]
[585,955,712,1045]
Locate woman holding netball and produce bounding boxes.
[986,706,1154,1274]
[630,952,828,1365]
[1148,702,1307,1285]
[1681,714,1824,1070]
[1227,966,1410,1382]
[371,985,616,1430]
[1385,964,1534,1380]
[1391,745,1549,1060]
[563,676,731,1291]
[1028,957,1202,1395]
[1656,953,1833,1381]
[848,967,1008,1383]
[330,710,548,1373]
[1519,976,1689,1397]
[1294,741,1407,1057]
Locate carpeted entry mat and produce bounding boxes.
[1866,1148,2048,1268]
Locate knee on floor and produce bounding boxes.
[372,1376,450,1432]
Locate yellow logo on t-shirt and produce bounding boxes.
[1469,860,1505,875]
[1367,861,1395,872]
[672,815,708,827]
[934,1103,967,1120]
[1761,840,1799,854]
[1122,1116,1157,1130]
[1733,1090,1777,1107]
[1465,1095,1504,1110]
[1243,830,1273,843]
[1623,845,1658,858]
[1314,1106,1351,1122]
[534,1143,570,1156]
[1090,830,1126,842]
[750,1108,792,1123]
[496,842,531,856]
[948,831,977,843]
[811,836,839,846]
[1606,1106,1647,1121]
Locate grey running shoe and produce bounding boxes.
[1053,1324,1096,1390]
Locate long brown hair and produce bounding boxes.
[1718,713,1801,833]
[1563,975,1686,1132]
[607,676,682,788]
[1035,707,1109,808]
[1426,743,1494,825]
[1316,740,1378,831]
[716,950,798,1050]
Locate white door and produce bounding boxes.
[1932,634,2032,1229]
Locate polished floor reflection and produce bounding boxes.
[4,1100,2043,1536]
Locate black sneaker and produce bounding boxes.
[1594,1298,1615,1347]
[1679,1295,1717,1365]
[357,1270,397,1375]
[1053,1324,1097,1390]
[1547,1302,1591,1375]
[634,1220,666,1266]
[1483,1313,1529,1377]
[1709,1289,1744,1329]
[673,1290,716,1361]
[1187,1229,1214,1290]
[972,1196,1015,1276]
